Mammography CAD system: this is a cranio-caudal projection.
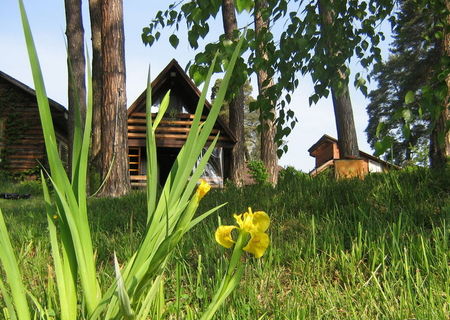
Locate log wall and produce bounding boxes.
[128,112,233,148]
[0,77,68,175]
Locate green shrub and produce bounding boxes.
[247,160,268,184]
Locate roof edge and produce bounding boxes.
[127,59,237,143]
[0,70,67,116]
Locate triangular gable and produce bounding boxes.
[128,59,236,143]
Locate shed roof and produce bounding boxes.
[308,134,400,169]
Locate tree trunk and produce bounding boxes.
[331,84,359,158]
[98,0,130,197]
[319,0,359,158]
[89,0,102,170]
[429,109,449,168]
[255,0,278,185]
[430,0,450,168]
[64,0,86,172]
[222,0,246,186]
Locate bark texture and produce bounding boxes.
[222,0,246,186]
[255,0,278,184]
[430,0,450,168]
[89,0,102,168]
[331,84,359,158]
[319,0,359,158]
[98,0,130,197]
[64,0,86,171]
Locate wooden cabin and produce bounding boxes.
[127,59,236,188]
[308,134,398,178]
[0,71,68,176]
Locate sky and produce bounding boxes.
[0,0,392,173]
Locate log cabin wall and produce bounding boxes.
[127,110,234,187]
[0,72,68,176]
[127,59,236,188]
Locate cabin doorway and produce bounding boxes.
[157,147,180,184]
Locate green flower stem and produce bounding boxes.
[227,231,249,276]
[201,231,249,320]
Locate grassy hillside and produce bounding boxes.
[1,167,449,319]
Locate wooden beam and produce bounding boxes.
[131,112,206,120]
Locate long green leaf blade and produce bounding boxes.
[42,172,77,320]
[0,209,31,320]
[113,253,134,319]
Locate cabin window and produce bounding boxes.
[151,92,189,115]
[196,147,224,188]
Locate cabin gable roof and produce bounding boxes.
[127,59,236,143]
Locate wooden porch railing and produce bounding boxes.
[128,113,229,147]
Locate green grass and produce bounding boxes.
[1,167,449,319]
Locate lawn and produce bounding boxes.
[1,167,448,319]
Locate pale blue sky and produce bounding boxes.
[0,0,391,172]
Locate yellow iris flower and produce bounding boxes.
[215,208,270,258]
[196,179,211,200]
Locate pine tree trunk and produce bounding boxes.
[430,0,450,168]
[430,109,449,168]
[255,0,278,185]
[64,0,86,172]
[331,84,359,158]
[319,0,359,158]
[98,0,130,197]
[89,0,102,170]
[222,0,246,186]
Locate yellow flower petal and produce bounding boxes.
[243,232,270,258]
[215,225,237,248]
[234,208,270,233]
[252,211,270,232]
[234,211,252,232]
[233,213,244,229]
[196,179,211,200]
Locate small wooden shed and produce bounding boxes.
[0,71,68,176]
[308,134,398,178]
[127,59,236,188]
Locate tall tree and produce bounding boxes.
[254,0,278,184]
[98,0,130,197]
[222,0,247,186]
[366,0,436,166]
[64,0,86,171]
[430,0,450,168]
[142,0,394,168]
[367,0,449,168]
[443,0,450,165]
[318,0,359,158]
[366,56,431,166]
[88,0,103,173]
[212,79,260,160]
